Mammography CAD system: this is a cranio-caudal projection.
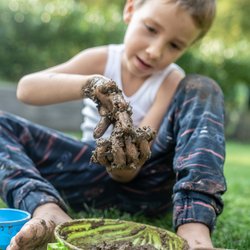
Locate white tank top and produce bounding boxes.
[81,44,184,141]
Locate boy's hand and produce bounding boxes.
[7,203,72,250]
[84,76,155,180]
[8,218,55,250]
[92,126,155,170]
[85,75,131,138]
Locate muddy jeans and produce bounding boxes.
[0,74,226,231]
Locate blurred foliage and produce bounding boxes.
[0,0,125,80]
[0,0,249,85]
[209,0,250,43]
[0,0,249,137]
[177,0,250,137]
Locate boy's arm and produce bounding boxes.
[8,203,72,249]
[16,46,108,105]
[139,70,183,131]
[105,71,183,183]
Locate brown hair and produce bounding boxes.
[134,0,216,40]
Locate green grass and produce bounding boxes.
[212,141,250,249]
[1,141,249,249]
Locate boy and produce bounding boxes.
[1,0,226,249]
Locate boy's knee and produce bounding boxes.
[181,74,223,99]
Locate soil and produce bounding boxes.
[90,241,158,250]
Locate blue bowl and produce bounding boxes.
[0,208,31,250]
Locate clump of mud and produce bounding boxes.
[84,76,155,171]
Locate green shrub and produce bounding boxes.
[1,1,249,92]
[0,0,125,81]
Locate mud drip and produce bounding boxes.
[84,77,156,171]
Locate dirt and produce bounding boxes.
[80,239,189,250]
[90,241,158,249]
[84,76,155,171]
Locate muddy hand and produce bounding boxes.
[7,217,56,250]
[84,76,132,138]
[92,125,156,171]
[85,75,156,170]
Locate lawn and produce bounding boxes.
[212,141,250,249]
[1,141,249,249]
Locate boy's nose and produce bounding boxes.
[145,43,163,60]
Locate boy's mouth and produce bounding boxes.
[136,56,152,70]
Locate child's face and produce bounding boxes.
[122,0,201,78]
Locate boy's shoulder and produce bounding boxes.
[88,44,124,59]
[82,45,109,60]
[81,44,123,75]
[74,45,110,75]
[83,44,123,57]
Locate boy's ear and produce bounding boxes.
[123,0,135,24]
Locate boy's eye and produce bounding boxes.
[145,24,157,34]
[170,42,181,50]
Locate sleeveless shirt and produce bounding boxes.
[81,44,184,140]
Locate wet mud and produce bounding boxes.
[84,77,155,171]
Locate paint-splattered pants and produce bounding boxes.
[0,74,226,231]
